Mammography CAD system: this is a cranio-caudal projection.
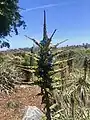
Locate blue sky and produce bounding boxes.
[6,0,90,49]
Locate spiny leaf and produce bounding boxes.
[25,35,41,47]
[49,66,68,76]
[54,58,74,66]
[52,39,68,48]
[16,64,37,70]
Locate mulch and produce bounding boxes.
[0,85,43,120]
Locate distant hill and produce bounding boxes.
[0,42,90,54]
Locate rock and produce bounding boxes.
[22,106,43,120]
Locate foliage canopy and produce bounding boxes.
[0,0,26,38]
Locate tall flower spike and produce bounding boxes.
[43,10,48,41]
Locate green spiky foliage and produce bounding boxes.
[23,11,56,120]
[50,56,90,120]
[21,47,34,82]
[0,54,22,94]
[0,53,28,93]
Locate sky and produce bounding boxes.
[5,0,90,49]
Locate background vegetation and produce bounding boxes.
[0,45,90,120]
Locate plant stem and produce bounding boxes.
[44,88,51,120]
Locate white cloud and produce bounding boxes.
[23,4,59,12]
[21,2,76,13]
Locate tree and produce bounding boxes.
[0,0,26,47]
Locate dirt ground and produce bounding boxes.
[0,85,43,120]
